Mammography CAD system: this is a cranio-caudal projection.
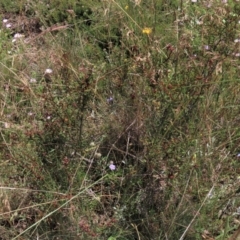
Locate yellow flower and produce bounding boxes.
[142,27,152,35]
[125,5,129,10]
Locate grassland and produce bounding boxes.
[0,0,240,239]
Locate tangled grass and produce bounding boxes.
[0,0,240,239]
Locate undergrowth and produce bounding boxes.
[0,0,240,239]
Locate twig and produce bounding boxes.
[25,24,69,43]
[178,185,215,240]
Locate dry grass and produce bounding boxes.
[0,0,240,239]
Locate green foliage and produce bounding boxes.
[31,0,93,26]
[0,0,26,13]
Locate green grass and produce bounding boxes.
[0,0,240,239]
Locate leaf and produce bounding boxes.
[108,237,116,240]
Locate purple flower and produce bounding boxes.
[107,97,114,104]
[109,162,116,171]
[204,45,210,51]
[237,153,240,157]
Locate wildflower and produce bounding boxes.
[142,27,152,35]
[12,33,24,43]
[196,20,203,25]
[125,5,129,10]
[191,0,197,2]
[237,153,240,157]
[3,19,8,23]
[14,33,24,39]
[29,78,37,83]
[3,122,10,129]
[6,23,12,28]
[107,97,113,104]
[45,68,53,74]
[233,53,240,57]
[109,161,116,171]
[222,0,227,3]
[90,142,95,147]
[234,39,240,43]
[204,45,210,50]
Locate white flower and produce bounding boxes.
[6,23,12,28]
[233,53,240,57]
[196,20,203,25]
[3,19,8,23]
[3,122,10,128]
[45,68,53,74]
[191,0,197,2]
[12,33,25,43]
[29,78,37,83]
[14,33,24,39]
[234,39,240,43]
